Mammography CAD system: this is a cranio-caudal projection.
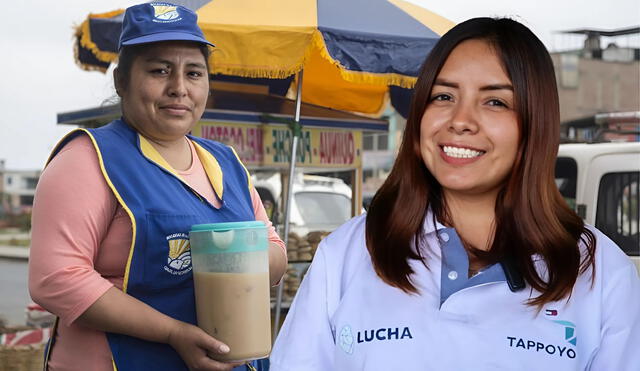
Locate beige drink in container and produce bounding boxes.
[189,221,271,362]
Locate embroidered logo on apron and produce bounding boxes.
[164,233,192,275]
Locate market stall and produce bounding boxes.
[57,88,388,332]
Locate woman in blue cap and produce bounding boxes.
[29,3,286,371]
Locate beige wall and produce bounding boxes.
[551,53,640,122]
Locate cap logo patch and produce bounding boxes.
[152,4,181,22]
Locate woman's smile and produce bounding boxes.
[159,103,193,116]
[439,143,486,164]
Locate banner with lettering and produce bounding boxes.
[193,122,264,165]
[193,122,362,168]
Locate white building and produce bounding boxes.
[0,160,40,215]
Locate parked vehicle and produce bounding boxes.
[555,141,640,272]
[252,172,353,235]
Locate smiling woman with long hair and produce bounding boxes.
[270,17,639,371]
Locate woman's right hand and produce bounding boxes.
[167,320,245,371]
[71,287,244,370]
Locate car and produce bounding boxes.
[252,172,354,235]
[555,141,640,273]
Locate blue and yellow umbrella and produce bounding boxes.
[75,0,454,115]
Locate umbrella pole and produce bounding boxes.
[273,70,304,339]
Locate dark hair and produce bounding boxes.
[365,17,595,306]
[114,42,211,92]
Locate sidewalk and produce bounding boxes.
[0,245,29,260]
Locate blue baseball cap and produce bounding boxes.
[118,2,214,49]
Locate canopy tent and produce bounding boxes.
[74,0,454,115]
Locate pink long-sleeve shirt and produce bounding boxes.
[29,135,285,371]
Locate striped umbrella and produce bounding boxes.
[74,0,454,115]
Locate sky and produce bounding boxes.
[1,0,639,170]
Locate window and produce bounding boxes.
[20,195,34,206]
[555,157,578,212]
[25,177,38,189]
[363,135,374,151]
[363,133,389,151]
[255,187,277,221]
[596,172,640,256]
[363,169,374,180]
[6,176,12,185]
[559,53,579,88]
[377,133,389,151]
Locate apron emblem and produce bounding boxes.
[164,233,192,275]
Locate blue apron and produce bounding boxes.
[46,120,266,371]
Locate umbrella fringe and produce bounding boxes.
[210,65,302,80]
[72,22,110,74]
[210,31,418,88]
[209,26,316,79]
[73,41,109,74]
[76,10,123,66]
[311,32,418,89]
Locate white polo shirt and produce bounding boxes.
[270,213,640,371]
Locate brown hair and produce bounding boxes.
[365,17,595,306]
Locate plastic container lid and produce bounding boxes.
[190,221,268,254]
[190,221,265,232]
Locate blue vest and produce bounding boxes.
[46,120,262,371]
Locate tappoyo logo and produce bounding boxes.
[551,320,577,346]
[506,320,577,359]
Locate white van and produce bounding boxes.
[555,142,640,272]
[252,172,353,235]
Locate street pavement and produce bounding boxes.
[0,237,30,325]
[0,256,30,325]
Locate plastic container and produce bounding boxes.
[189,221,271,362]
